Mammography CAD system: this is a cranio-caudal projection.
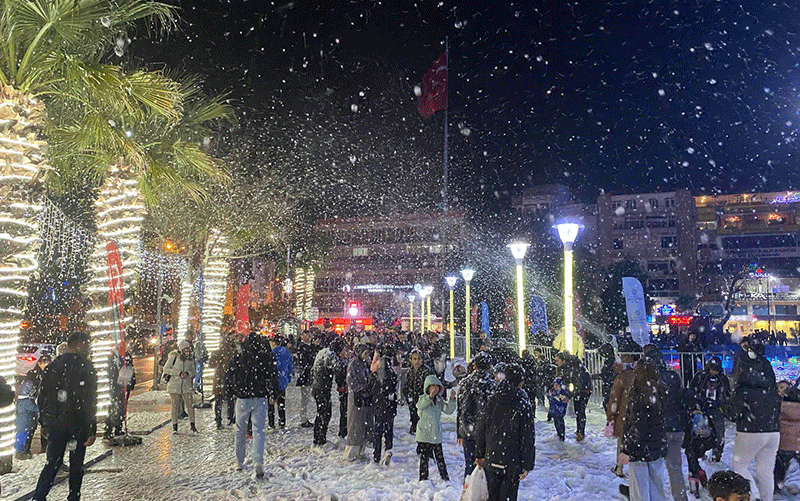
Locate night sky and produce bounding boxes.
[137,0,800,209]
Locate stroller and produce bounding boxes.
[683,411,717,498]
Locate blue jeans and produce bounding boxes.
[235,397,267,468]
[194,361,204,391]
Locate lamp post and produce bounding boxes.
[508,242,530,357]
[424,285,433,332]
[445,276,459,359]
[461,268,475,362]
[418,286,430,333]
[408,294,415,332]
[554,223,583,355]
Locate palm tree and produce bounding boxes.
[0,0,180,464]
[83,80,232,414]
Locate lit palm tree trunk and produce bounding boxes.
[199,230,229,384]
[0,86,46,463]
[85,166,145,420]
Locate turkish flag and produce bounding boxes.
[417,52,448,119]
[235,283,250,337]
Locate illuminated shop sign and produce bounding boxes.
[771,192,800,204]
[353,284,415,293]
[668,315,693,326]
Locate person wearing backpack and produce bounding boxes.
[33,331,97,501]
[689,356,730,462]
[555,351,592,442]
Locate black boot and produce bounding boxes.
[619,484,629,499]
[173,423,178,435]
[190,423,198,434]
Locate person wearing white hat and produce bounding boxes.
[164,340,197,434]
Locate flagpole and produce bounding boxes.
[442,36,450,341]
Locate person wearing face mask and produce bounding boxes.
[343,344,374,462]
[728,336,781,501]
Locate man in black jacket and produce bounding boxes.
[475,363,535,501]
[33,331,97,501]
[311,337,345,446]
[295,330,318,428]
[689,356,730,462]
[226,332,279,478]
[457,352,496,481]
[555,351,592,441]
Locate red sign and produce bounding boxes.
[106,241,125,356]
[235,283,250,337]
[668,315,692,326]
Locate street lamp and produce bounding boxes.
[445,275,459,359]
[423,285,433,332]
[407,294,416,332]
[554,223,583,355]
[508,241,530,357]
[461,268,475,362]
[419,286,430,333]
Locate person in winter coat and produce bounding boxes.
[552,330,585,359]
[597,343,618,410]
[164,340,198,434]
[607,357,636,477]
[33,331,97,501]
[311,337,345,446]
[295,330,318,428]
[548,376,570,441]
[209,334,238,429]
[683,409,718,496]
[729,336,781,501]
[457,351,496,480]
[642,344,688,501]
[774,387,800,492]
[336,347,350,440]
[688,356,730,462]
[475,363,536,501]
[269,336,294,429]
[416,373,457,481]
[15,354,50,459]
[678,333,703,386]
[370,346,398,465]
[344,344,374,461]
[619,359,669,501]
[103,345,136,441]
[225,332,279,478]
[402,349,432,435]
[532,348,554,409]
[555,351,592,441]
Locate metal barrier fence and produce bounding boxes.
[451,337,734,408]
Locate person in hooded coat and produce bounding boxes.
[475,363,535,501]
[225,332,279,478]
[402,349,432,435]
[344,344,374,461]
[416,373,457,481]
[311,337,345,446]
[688,355,730,462]
[729,336,781,501]
[620,359,669,501]
[104,344,136,441]
[457,351,496,481]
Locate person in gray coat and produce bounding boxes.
[164,340,197,434]
[344,344,374,461]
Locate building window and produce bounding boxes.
[731,305,747,315]
[611,201,622,209]
[352,247,369,257]
[612,238,624,250]
[664,197,675,208]
[429,245,443,254]
[649,198,659,209]
[752,304,769,316]
[625,199,637,210]
[661,236,677,248]
[775,305,797,316]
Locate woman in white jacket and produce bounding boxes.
[164,340,197,434]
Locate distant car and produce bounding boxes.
[16,343,57,376]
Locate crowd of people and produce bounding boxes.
[19,323,800,501]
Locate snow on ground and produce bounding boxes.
[14,384,800,500]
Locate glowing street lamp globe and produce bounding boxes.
[507,242,530,261]
[460,268,475,282]
[555,223,582,246]
[445,275,458,289]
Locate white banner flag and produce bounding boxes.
[622,277,649,347]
